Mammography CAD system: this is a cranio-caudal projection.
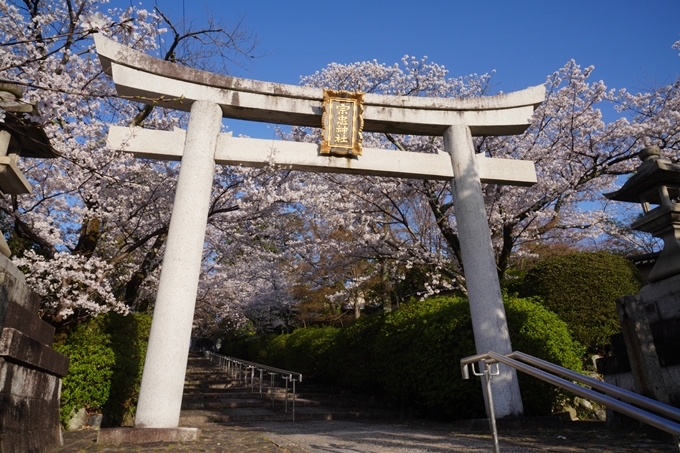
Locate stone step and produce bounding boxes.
[180,354,401,424]
[184,385,241,391]
[183,387,358,400]
[184,374,233,381]
[184,381,243,390]
[183,391,299,399]
[181,396,320,410]
[179,406,400,425]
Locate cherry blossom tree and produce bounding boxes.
[281,52,679,310]
[0,0,281,331]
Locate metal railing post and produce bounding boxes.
[292,378,297,422]
[284,376,290,413]
[469,360,500,453]
[259,369,264,396]
[269,372,276,407]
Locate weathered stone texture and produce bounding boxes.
[0,328,69,376]
[0,256,68,453]
[597,266,680,431]
[0,254,38,312]
[97,427,200,445]
[1,299,55,345]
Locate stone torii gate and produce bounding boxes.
[94,35,545,442]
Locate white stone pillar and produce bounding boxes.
[444,124,524,418]
[134,100,222,428]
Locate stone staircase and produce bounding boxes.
[179,353,399,426]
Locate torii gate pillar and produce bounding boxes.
[134,101,221,430]
[445,125,523,416]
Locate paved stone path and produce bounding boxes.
[49,420,677,452]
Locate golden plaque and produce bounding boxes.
[321,89,364,156]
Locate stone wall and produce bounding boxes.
[0,254,69,453]
[597,274,680,427]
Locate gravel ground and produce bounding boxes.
[50,420,678,453]
[252,420,676,453]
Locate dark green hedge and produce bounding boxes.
[516,251,642,355]
[54,312,152,428]
[257,294,583,419]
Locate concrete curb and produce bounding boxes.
[97,427,200,444]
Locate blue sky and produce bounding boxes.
[112,0,680,138]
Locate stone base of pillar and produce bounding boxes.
[97,427,200,445]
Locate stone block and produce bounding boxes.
[97,427,200,445]
[0,427,62,453]
[0,300,55,345]
[88,414,103,429]
[0,254,39,313]
[0,394,57,431]
[67,407,87,431]
[0,366,63,452]
[0,257,66,453]
[0,358,60,401]
[0,328,69,377]
[639,273,680,322]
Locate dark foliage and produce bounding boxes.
[257,295,583,419]
[516,251,643,355]
[54,313,152,428]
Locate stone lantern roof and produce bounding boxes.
[0,81,58,159]
[0,81,59,257]
[605,146,680,282]
[605,146,680,208]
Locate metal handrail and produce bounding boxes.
[461,350,680,453]
[204,351,302,421]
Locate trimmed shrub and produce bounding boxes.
[54,312,152,428]
[329,315,384,390]
[504,295,584,415]
[517,251,643,355]
[220,336,251,360]
[259,295,583,419]
[373,295,583,418]
[283,326,339,382]
[257,332,288,368]
[374,295,481,418]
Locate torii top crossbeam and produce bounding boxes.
[96,35,544,186]
[96,35,544,137]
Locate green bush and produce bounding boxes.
[258,332,288,368]
[220,336,251,360]
[283,326,339,381]
[55,320,114,427]
[372,295,583,418]
[220,332,274,363]
[54,312,152,428]
[329,315,384,391]
[374,296,481,418]
[504,295,584,415]
[517,251,642,355]
[257,295,583,419]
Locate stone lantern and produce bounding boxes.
[0,81,58,256]
[605,146,680,282]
